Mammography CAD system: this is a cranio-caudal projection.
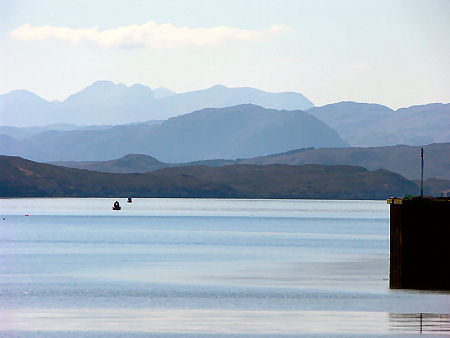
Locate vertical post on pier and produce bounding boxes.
[420,313,423,334]
[420,147,424,197]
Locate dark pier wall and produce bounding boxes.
[388,197,450,290]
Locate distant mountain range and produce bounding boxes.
[1,104,347,162]
[0,81,314,126]
[1,83,448,149]
[0,155,422,199]
[1,81,449,167]
[308,102,450,147]
[0,120,162,140]
[241,142,450,180]
[50,143,450,181]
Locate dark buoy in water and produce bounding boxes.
[127,197,132,203]
[112,201,121,210]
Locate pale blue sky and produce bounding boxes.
[1,0,449,108]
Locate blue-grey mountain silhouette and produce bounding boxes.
[0,81,314,126]
[0,104,346,162]
[307,102,450,146]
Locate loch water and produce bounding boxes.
[0,198,449,337]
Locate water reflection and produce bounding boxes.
[390,313,450,334]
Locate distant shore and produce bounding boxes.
[1,155,428,200]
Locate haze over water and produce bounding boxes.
[1,198,449,336]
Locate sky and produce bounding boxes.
[1,0,449,109]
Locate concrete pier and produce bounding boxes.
[388,197,450,290]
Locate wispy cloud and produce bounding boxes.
[10,21,291,48]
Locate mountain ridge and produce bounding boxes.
[1,104,347,162]
[307,102,450,146]
[0,81,314,126]
[0,155,420,199]
[48,142,450,181]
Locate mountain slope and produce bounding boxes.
[61,81,156,124]
[147,104,347,162]
[307,102,450,146]
[152,85,314,119]
[418,178,450,197]
[50,154,240,173]
[241,143,450,180]
[0,90,58,126]
[0,82,314,126]
[53,154,167,173]
[49,143,450,181]
[1,104,347,162]
[0,155,419,199]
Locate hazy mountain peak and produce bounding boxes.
[128,83,154,96]
[119,153,161,161]
[81,80,129,93]
[62,80,155,107]
[64,80,128,101]
[8,89,36,95]
[0,90,53,127]
[208,84,228,90]
[1,82,315,126]
[91,80,119,87]
[396,102,449,112]
[152,87,176,98]
[4,89,49,102]
[130,83,151,89]
[306,101,449,147]
[175,103,272,120]
[314,101,393,112]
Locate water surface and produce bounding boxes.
[1,198,449,336]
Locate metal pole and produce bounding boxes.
[420,147,424,197]
[420,313,423,334]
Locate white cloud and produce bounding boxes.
[10,21,291,48]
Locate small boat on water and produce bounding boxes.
[127,197,132,203]
[112,201,121,210]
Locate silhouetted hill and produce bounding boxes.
[416,178,450,197]
[49,143,449,181]
[242,143,450,180]
[151,84,314,119]
[0,90,58,127]
[1,104,347,162]
[0,81,314,126]
[307,102,450,146]
[0,156,418,199]
[53,154,167,173]
[427,180,450,197]
[0,123,119,140]
[147,104,347,162]
[49,148,313,173]
[51,155,239,173]
[152,164,419,199]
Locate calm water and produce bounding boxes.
[0,198,449,337]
